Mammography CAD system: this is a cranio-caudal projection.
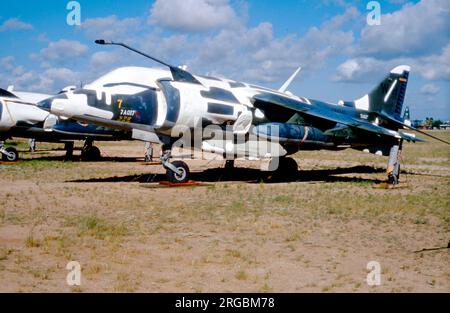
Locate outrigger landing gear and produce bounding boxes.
[160,146,190,183]
[0,141,19,162]
[81,139,101,161]
[387,139,403,185]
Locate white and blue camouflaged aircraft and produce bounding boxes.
[38,40,449,184]
[0,86,131,161]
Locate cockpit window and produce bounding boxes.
[37,94,68,110]
[200,87,239,104]
[103,82,156,89]
[113,89,158,125]
[159,80,180,125]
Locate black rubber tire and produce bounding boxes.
[388,164,400,185]
[279,157,298,173]
[224,160,235,170]
[388,174,398,185]
[279,157,298,180]
[81,146,101,161]
[2,147,19,162]
[166,160,190,183]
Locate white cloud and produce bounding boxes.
[83,6,358,85]
[79,15,141,39]
[334,43,450,82]
[0,56,15,71]
[358,0,450,58]
[0,56,81,93]
[334,57,410,82]
[334,1,450,85]
[388,0,410,4]
[24,68,80,92]
[420,83,440,95]
[415,43,450,80]
[149,0,239,32]
[185,7,357,83]
[90,51,122,69]
[33,39,88,65]
[0,18,33,32]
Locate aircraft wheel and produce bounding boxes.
[279,157,298,179]
[2,147,19,162]
[271,157,298,180]
[81,146,101,161]
[166,161,190,183]
[279,157,298,173]
[388,164,400,185]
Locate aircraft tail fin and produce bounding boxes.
[353,65,410,121]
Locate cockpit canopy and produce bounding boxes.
[84,66,171,92]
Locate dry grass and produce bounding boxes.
[0,131,449,292]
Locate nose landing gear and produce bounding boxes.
[0,146,19,162]
[166,160,190,183]
[160,146,190,183]
[0,141,19,162]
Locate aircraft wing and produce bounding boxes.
[379,112,450,145]
[253,92,417,141]
[68,114,154,132]
[66,114,163,144]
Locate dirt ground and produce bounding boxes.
[0,131,449,292]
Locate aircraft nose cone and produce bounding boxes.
[37,93,70,114]
[37,97,53,111]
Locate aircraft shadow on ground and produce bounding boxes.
[20,155,141,162]
[69,165,386,184]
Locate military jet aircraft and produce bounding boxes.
[38,39,449,184]
[0,86,131,161]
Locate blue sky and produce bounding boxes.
[0,0,448,119]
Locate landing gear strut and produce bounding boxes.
[160,146,190,183]
[81,139,101,161]
[0,141,19,162]
[387,140,403,185]
[144,142,154,162]
[28,138,36,152]
[64,142,74,160]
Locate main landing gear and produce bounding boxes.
[387,140,403,185]
[80,139,101,161]
[0,141,19,162]
[159,143,300,183]
[160,146,190,183]
[265,157,299,180]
